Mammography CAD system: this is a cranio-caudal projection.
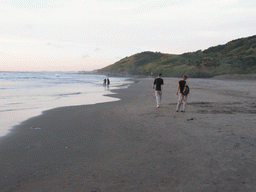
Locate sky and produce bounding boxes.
[0,0,255,71]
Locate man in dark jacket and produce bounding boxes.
[176,75,188,112]
[153,73,164,108]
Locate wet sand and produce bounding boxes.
[1,78,256,192]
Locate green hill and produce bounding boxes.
[98,35,256,78]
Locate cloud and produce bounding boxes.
[46,42,62,48]
[1,0,64,9]
[82,54,90,58]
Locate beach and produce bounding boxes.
[1,77,256,192]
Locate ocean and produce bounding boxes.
[0,71,132,137]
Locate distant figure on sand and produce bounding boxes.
[107,78,110,85]
[153,73,164,108]
[176,75,188,112]
[103,78,106,85]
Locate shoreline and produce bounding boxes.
[1,78,256,191]
[99,72,256,81]
[0,76,134,139]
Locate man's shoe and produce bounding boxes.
[157,105,160,108]
[181,110,185,112]
[176,110,178,112]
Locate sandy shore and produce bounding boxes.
[1,78,256,192]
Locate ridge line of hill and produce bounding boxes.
[98,35,256,78]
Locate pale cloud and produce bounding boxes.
[1,0,64,8]
[82,54,90,58]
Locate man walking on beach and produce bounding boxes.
[176,75,188,112]
[153,73,164,108]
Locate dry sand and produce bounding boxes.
[1,78,256,192]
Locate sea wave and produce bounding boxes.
[55,92,82,97]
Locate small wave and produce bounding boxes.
[6,102,23,105]
[0,107,39,113]
[56,92,82,97]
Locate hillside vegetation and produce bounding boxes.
[98,35,256,78]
